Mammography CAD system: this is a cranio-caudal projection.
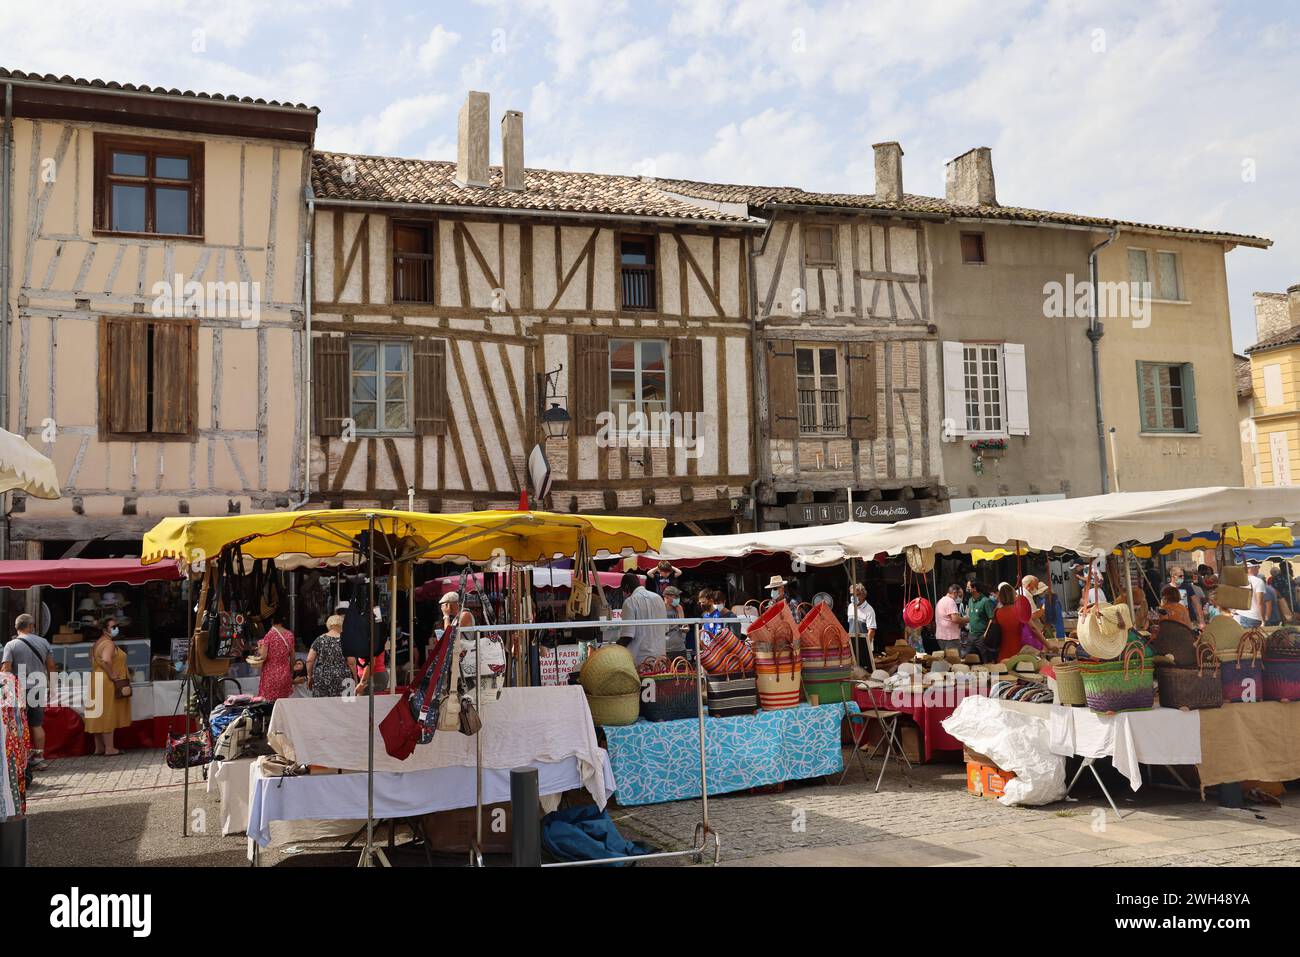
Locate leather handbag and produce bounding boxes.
[380,631,451,760]
[459,694,482,736]
[112,675,133,699]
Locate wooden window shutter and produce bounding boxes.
[312,334,349,436]
[670,337,703,414]
[766,340,798,439]
[845,341,879,440]
[151,319,197,435]
[413,337,449,436]
[573,334,610,434]
[99,317,148,434]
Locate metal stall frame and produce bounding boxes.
[456,616,738,868]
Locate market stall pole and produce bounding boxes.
[459,616,732,867]
[142,507,666,867]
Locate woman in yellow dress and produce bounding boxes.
[83,619,132,756]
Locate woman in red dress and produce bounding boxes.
[256,617,296,701]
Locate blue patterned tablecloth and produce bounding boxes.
[601,703,853,806]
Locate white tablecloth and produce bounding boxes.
[247,753,616,847]
[1048,705,1201,791]
[266,686,610,807]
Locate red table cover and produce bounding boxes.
[852,685,981,762]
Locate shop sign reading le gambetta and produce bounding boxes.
[785,500,922,526]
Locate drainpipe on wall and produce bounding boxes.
[746,210,778,532]
[2,83,13,572]
[291,184,315,509]
[1088,226,1118,494]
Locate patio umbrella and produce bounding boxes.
[0,427,59,499]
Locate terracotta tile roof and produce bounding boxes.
[1236,355,1254,398]
[0,67,317,111]
[1245,325,1300,354]
[656,178,1272,248]
[311,152,761,225]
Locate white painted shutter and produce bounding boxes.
[1004,343,1030,436]
[942,341,967,441]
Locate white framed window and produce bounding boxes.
[1128,248,1185,302]
[350,339,411,432]
[795,343,845,435]
[942,341,1029,440]
[609,338,669,426]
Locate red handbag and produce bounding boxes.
[379,631,451,761]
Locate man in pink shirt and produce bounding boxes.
[934,583,967,654]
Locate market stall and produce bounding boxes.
[849,487,1300,814]
[142,507,666,866]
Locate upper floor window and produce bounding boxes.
[1128,248,1184,302]
[960,231,986,264]
[609,338,668,422]
[941,340,1030,439]
[98,317,197,440]
[1137,361,1197,433]
[619,235,656,310]
[796,344,844,435]
[351,340,411,432]
[94,134,203,238]
[803,225,836,267]
[393,222,435,303]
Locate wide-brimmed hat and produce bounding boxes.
[765,576,789,589]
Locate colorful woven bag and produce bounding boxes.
[1220,629,1264,703]
[1078,642,1154,713]
[637,656,698,722]
[699,627,754,674]
[798,601,853,669]
[754,647,802,710]
[1263,628,1300,702]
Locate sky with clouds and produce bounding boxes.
[2,0,1296,349]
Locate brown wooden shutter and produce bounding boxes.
[413,336,448,436]
[312,334,349,436]
[151,319,197,435]
[573,334,609,434]
[766,340,798,439]
[670,337,703,414]
[846,340,879,440]
[99,317,148,434]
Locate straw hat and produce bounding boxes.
[765,575,789,589]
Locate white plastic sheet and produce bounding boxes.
[942,696,1066,806]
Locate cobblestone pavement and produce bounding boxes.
[21,749,1300,866]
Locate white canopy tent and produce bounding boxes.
[838,487,1300,559]
[0,427,59,499]
[652,521,862,567]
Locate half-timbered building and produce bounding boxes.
[306,92,761,532]
[0,69,317,560]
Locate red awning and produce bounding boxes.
[0,558,182,590]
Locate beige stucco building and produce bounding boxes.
[1,69,317,559]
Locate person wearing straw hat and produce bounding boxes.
[766,575,802,624]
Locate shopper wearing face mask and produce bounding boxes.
[764,575,802,624]
[700,589,727,639]
[663,585,690,657]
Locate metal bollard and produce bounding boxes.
[510,767,541,867]
[0,816,27,867]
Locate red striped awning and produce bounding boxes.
[0,558,182,589]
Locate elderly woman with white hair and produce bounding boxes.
[307,613,356,698]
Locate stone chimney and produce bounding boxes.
[873,141,903,202]
[456,91,490,188]
[1291,284,1300,328]
[501,109,524,192]
[945,147,997,207]
[1254,291,1291,342]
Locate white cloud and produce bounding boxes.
[418,24,462,69]
[318,92,450,156]
[588,37,664,101]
